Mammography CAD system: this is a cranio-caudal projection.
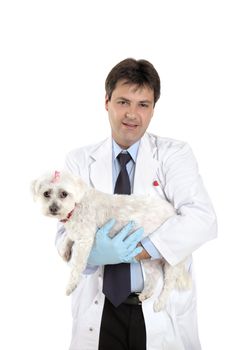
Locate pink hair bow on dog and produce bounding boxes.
[51,171,60,183]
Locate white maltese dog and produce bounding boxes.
[32,170,191,311]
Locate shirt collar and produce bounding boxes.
[112,139,140,163]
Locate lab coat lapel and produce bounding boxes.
[89,137,113,194]
[133,134,159,195]
[89,134,159,195]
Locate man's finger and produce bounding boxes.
[98,218,116,236]
[124,227,144,246]
[114,221,135,242]
[127,241,142,254]
[123,246,143,262]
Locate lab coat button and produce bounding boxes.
[89,327,93,332]
[94,300,98,305]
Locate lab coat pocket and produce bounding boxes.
[175,296,201,350]
[71,269,102,321]
[171,288,196,317]
[167,259,194,317]
[150,179,168,200]
[71,274,88,319]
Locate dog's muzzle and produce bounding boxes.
[49,203,60,215]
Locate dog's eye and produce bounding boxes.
[60,191,68,198]
[43,191,51,198]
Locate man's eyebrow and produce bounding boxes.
[115,97,130,101]
[116,97,152,104]
[139,100,152,104]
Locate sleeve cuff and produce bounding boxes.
[141,236,162,260]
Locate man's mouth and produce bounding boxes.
[122,122,138,129]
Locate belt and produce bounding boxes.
[123,293,142,306]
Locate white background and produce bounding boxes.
[0,0,247,349]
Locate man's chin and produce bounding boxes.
[115,133,143,149]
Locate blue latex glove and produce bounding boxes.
[87,219,143,266]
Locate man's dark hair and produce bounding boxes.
[105,58,161,105]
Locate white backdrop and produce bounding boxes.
[1,1,247,349]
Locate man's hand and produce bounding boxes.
[87,219,143,266]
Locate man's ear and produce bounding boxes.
[105,94,109,111]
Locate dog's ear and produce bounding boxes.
[31,179,41,201]
[74,176,87,203]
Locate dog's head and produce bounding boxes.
[31,171,87,220]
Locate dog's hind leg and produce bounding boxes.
[153,261,192,312]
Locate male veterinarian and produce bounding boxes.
[56,58,217,350]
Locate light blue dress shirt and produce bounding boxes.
[112,140,161,292]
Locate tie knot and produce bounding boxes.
[117,152,132,168]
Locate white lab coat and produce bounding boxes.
[57,133,217,350]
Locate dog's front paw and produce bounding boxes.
[58,246,72,262]
[61,249,72,262]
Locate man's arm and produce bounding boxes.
[149,142,217,266]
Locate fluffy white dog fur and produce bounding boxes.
[32,171,191,312]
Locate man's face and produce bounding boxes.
[105,80,155,149]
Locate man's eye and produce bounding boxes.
[43,191,50,198]
[60,191,68,198]
[118,100,129,105]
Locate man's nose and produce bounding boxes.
[126,110,137,119]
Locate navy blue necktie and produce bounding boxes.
[103,152,132,307]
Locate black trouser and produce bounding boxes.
[98,297,146,350]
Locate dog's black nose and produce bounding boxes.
[49,203,59,214]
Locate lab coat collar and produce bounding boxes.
[89,136,113,193]
[133,133,159,195]
[89,133,159,194]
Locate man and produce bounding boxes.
[56,58,217,350]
